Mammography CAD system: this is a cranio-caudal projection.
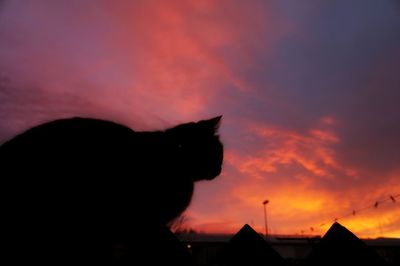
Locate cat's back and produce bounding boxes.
[1,117,135,151]
[1,117,149,236]
[0,117,146,168]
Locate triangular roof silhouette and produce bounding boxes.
[217,224,285,266]
[306,222,387,265]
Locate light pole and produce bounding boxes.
[263,199,269,239]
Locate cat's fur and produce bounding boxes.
[1,116,223,264]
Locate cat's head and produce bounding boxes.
[165,116,223,182]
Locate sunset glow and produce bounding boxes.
[1,0,399,238]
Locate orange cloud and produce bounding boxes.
[232,121,348,178]
[187,119,399,238]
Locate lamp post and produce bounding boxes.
[263,199,269,239]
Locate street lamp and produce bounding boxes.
[263,199,269,239]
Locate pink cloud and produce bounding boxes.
[235,121,345,178]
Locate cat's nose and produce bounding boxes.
[212,165,222,179]
[201,165,222,181]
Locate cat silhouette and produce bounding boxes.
[1,116,223,265]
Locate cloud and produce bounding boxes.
[188,113,399,237]
[235,119,343,178]
[0,0,282,128]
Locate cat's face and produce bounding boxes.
[165,116,223,182]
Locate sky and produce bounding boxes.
[1,0,399,238]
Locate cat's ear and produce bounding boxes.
[197,116,222,134]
